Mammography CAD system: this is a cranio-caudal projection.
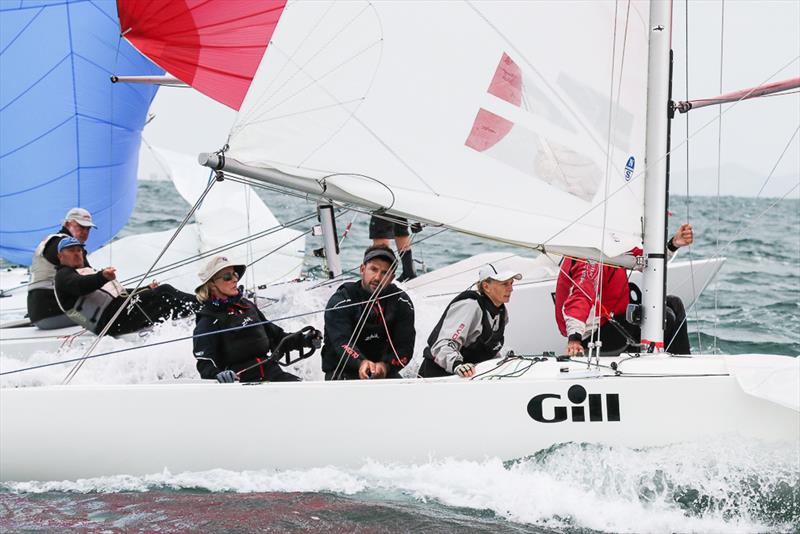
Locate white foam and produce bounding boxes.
[5,438,796,533]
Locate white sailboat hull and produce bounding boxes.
[1,354,796,482]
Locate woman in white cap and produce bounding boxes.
[418,264,521,378]
[192,255,321,383]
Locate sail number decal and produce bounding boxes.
[527,385,620,423]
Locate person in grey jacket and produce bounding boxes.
[418,264,521,378]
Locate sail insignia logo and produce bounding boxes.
[624,156,636,181]
[527,385,620,423]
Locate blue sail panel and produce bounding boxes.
[0,0,162,266]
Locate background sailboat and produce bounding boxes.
[0,0,161,264]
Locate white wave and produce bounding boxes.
[5,438,797,533]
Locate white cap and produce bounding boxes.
[64,207,97,228]
[478,263,522,284]
[196,255,246,293]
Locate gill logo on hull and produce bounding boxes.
[527,385,620,423]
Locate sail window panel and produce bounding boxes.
[557,73,635,153]
[486,52,573,133]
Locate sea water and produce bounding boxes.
[1,183,798,533]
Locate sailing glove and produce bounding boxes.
[302,328,323,349]
[216,370,237,383]
[454,362,476,377]
[280,331,305,352]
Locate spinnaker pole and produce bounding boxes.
[640,0,673,350]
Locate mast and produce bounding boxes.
[640,0,673,351]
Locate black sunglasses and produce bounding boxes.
[214,271,239,282]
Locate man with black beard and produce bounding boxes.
[322,245,415,380]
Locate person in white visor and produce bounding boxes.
[418,264,521,378]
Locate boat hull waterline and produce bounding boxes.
[1,354,796,482]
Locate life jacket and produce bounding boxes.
[196,298,274,379]
[423,290,506,365]
[28,232,68,291]
[554,257,629,337]
[55,267,126,333]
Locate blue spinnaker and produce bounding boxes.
[0,0,162,266]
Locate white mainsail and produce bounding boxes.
[224,0,651,261]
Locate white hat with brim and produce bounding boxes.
[196,255,246,293]
[64,207,97,228]
[477,264,523,284]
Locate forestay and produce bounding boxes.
[227,1,651,262]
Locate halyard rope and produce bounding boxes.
[62,174,221,384]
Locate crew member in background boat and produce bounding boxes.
[419,264,520,378]
[53,237,199,336]
[26,207,95,330]
[192,255,321,383]
[322,245,415,380]
[556,223,694,356]
[369,214,421,282]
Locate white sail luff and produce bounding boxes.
[640,1,672,348]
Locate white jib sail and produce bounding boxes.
[226,0,651,261]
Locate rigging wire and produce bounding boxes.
[116,210,318,286]
[107,32,123,268]
[2,226,469,378]
[663,179,800,352]
[329,231,412,380]
[537,55,800,255]
[61,174,221,385]
[244,178,255,291]
[683,0,703,351]
[752,127,800,200]
[712,0,727,354]
[590,0,625,365]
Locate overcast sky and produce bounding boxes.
[143,0,799,199]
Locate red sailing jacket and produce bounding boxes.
[554,255,634,338]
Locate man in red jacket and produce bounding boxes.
[555,223,694,356]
